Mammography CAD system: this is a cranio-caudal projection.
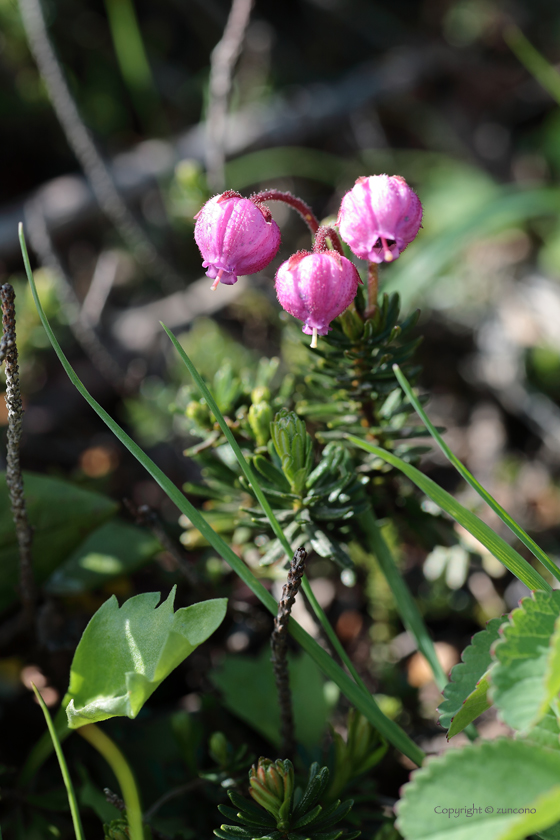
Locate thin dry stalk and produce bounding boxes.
[1,284,35,622]
[23,202,134,395]
[18,0,182,293]
[270,547,307,758]
[206,0,254,191]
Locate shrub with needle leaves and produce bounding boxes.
[215,758,360,840]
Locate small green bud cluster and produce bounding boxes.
[249,757,295,829]
[103,818,130,840]
[248,400,273,447]
[271,409,314,498]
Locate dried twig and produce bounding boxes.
[23,202,135,395]
[123,499,199,586]
[270,547,307,758]
[104,788,126,812]
[206,0,254,191]
[18,0,183,292]
[1,284,35,623]
[80,250,120,327]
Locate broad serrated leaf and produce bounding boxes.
[522,710,560,751]
[0,472,117,611]
[491,591,560,732]
[396,739,560,840]
[447,671,492,738]
[66,587,227,728]
[438,617,505,732]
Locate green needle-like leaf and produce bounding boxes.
[348,437,550,592]
[491,591,560,733]
[20,224,425,767]
[393,364,560,584]
[160,323,369,693]
[66,587,227,728]
[397,739,560,840]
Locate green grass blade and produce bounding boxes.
[505,24,560,105]
[393,365,560,585]
[19,698,71,785]
[20,224,425,767]
[348,436,551,593]
[161,323,367,692]
[103,0,161,129]
[358,508,448,690]
[31,685,85,840]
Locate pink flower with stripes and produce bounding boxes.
[337,175,422,264]
[194,191,280,288]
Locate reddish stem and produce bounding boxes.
[251,189,320,234]
[312,225,345,256]
[364,261,379,319]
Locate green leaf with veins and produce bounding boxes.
[438,617,505,734]
[491,591,560,733]
[66,586,227,728]
[397,739,560,840]
[522,709,560,752]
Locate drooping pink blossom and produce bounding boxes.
[337,175,422,263]
[275,250,360,347]
[194,191,281,288]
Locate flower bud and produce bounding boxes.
[337,174,422,264]
[186,400,209,427]
[270,408,313,497]
[249,758,294,822]
[209,731,230,767]
[194,191,281,289]
[275,250,360,347]
[248,401,273,447]
[251,385,271,404]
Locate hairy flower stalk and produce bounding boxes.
[194,191,280,288]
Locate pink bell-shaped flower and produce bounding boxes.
[275,249,360,348]
[337,175,422,263]
[194,191,281,288]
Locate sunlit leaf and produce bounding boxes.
[491,591,560,732]
[439,617,505,734]
[397,739,560,840]
[66,586,227,728]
